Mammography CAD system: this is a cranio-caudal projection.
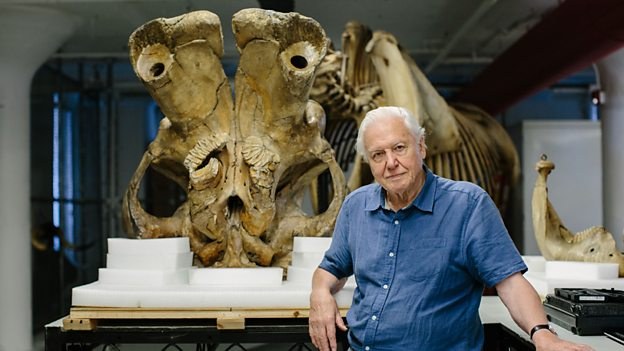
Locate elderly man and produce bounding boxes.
[309,106,593,351]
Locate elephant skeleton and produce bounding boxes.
[122,9,346,268]
[311,22,520,212]
[532,155,624,276]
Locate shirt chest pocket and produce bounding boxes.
[402,238,447,282]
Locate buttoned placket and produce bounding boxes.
[364,213,401,350]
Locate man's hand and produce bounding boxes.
[309,288,348,351]
[532,329,595,351]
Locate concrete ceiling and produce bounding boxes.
[1,0,561,70]
[12,0,623,114]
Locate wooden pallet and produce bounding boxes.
[63,306,349,331]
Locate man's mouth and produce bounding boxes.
[386,173,404,180]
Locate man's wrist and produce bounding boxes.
[530,323,557,340]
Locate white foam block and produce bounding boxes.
[107,237,190,254]
[189,267,283,287]
[71,281,355,309]
[286,265,315,284]
[545,261,619,280]
[292,237,332,252]
[522,255,546,273]
[107,252,193,270]
[286,266,356,289]
[291,251,325,268]
[98,268,189,286]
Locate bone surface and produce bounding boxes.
[311,22,519,212]
[532,155,624,276]
[122,9,346,268]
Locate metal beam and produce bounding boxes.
[455,0,624,115]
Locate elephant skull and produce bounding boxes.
[122,9,346,268]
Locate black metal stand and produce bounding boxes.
[46,316,536,351]
[483,323,536,351]
[45,317,350,351]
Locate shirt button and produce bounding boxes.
[383,284,389,289]
[388,252,394,257]
[365,347,370,351]
[394,220,399,225]
[371,315,377,321]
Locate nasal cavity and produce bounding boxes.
[227,196,244,212]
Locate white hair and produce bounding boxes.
[355,106,426,163]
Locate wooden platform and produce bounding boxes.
[63,306,349,331]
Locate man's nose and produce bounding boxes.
[385,152,399,167]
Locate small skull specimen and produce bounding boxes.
[532,155,624,276]
[122,9,346,268]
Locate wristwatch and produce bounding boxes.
[530,323,557,339]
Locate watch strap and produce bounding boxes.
[530,324,554,339]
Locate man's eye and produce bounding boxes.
[371,152,383,161]
[394,145,406,153]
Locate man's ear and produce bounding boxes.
[418,136,427,158]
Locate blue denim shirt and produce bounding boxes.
[319,168,527,351]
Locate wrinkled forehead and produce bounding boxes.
[364,117,416,150]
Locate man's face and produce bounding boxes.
[363,117,426,198]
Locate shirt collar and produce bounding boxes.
[364,166,437,213]
[414,166,435,213]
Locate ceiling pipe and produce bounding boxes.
[454,0,624,116]
[424,0,498,74]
